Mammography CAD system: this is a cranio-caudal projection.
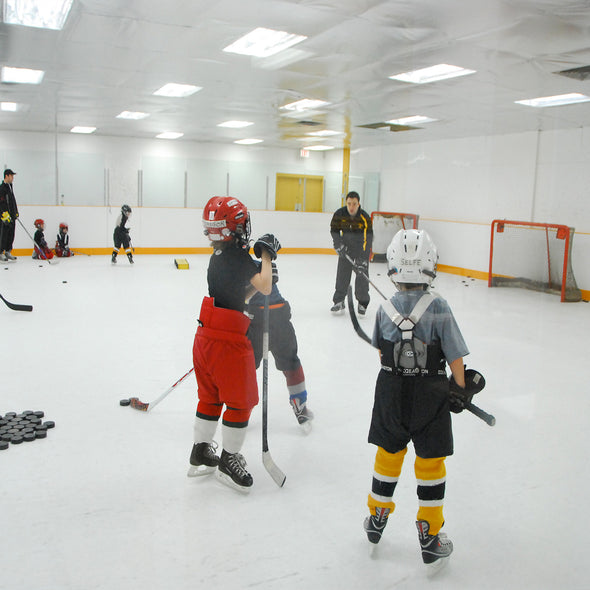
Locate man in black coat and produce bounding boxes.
[0,169,19,261]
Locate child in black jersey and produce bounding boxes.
[112,204,133,264]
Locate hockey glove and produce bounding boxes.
[335,243,347,256]
[272,262,279,284]
[1,211,11,224]
[253,233,281,260]
[449,368,486,413]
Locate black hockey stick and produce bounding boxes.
[71,249,91,256]
[128,367,194,412]
[262,295,286,487]
[17,218,58,264]
[0,293,33,312]
[346,286,496,427]
[341,250,388,300]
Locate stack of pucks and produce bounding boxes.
[0,411,55,449]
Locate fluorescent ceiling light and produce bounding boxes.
[234,138,263,145]
[303,145,335,151]
[218,120,254,128]
[389,64,475,84]
[156,132,183,139]
[306,129,344,137]
[1,66,44,84]
[153,83,201,98]
[3,0,73,30]
[385,115,437,125]
[116,111,150,120]
[514,93,590,107]
[1,102,18,112]
[281,98,330,111]
[70,126,96,134]
[223,27,307,58]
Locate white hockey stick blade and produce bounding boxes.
[262,451,286,487]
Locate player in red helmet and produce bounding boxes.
[32,219,54,260]
[188,196,281,493]
[55,222,73,257]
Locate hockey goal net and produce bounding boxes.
[488,219,581,302]
[371,211,419,262]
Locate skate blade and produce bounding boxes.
[367,542,378,558]
[425,556,450,576]
[215,469,252,494]
[299,420,312,435]
[187,464,216,477]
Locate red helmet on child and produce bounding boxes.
[202,196,250,245]
[34,219,44,229]
[59,222,68,231]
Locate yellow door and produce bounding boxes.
[303,176,324,212]
[275,173,324,211]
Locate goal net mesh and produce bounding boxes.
[371,212,419,262]
[488,220,581,302]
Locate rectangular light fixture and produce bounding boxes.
[218,120,254,128]
[234,138,263,145]
[389,64,475,84]
[116,111,150,120]
[303,145,335,151]
[1,102,18,112]
[153,83,201,98]
[385,115,437,125]
[514,93,590,107]
[281,98,330,112]
[306,129,344,137]
[223,27,307,58]
[3,0,73,30]
[1,66,44,84]
[70,126,96,134]
[156,132,183,139]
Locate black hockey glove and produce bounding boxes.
[272,262,279,284]
[449,368,486,413]
[253,234,281,260]
[335,243,347,256]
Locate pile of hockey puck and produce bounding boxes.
[0,411,55,450]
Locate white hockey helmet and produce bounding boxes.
[387,229,438,285]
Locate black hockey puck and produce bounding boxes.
[0,440,8,450]
[11,435,23,444]
[23,432,36,442]
[5,412,16,418]
[27,417,41,425]
[22,410,33,416]
[34,429,47,439]
[1,433,12,442]
[119,398,131,406]
[43,421,55,429]
[62,280,67,283]
[33,411,45,418]
[34,424,47,432]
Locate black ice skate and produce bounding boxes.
[416,520,453,566]
[111,252,117,264]
[358,304,367,316]
[187,442,219,477]
[289,398,314,433]
[364,507,390,545]
[127,252,134,264]
[216,449,253,493]
[330,301,345,314]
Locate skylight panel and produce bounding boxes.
[303,145,335,151]
[514,93,590,107]
[218,121,254,128]
[1,66,44,84]
[385,115,437,125]
[70,126,96,134]
[3,0,73,30]
[116,111,150,120]
[234,139,263,145]
[1,102,18,112]
[223,27,307,58]
[389,64,475,84]
[153,84,201,98]
[156,132,184,139]
[281,99,330,112]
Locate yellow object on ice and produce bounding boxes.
[174,258,189,269]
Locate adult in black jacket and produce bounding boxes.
[0,169,19,261]
[330,191,373,314]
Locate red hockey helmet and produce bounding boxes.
[59,222,68,231]
[202,196,250,245]
[34,218,44,229]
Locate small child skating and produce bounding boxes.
[32,219,54,260]
[112,204,133,264]
[363,229,470,569]
[246,262,314,431]
[55,223,73,257]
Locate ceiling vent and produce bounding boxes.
[296,120,322,126]
[555,65,590,81]
[357,122,419,132]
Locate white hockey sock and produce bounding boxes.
[222,424,247,455]
[193,416,218,444]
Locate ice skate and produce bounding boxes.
[416,520,453,569]
[187,441,219,477]
[358,304,367,316]
[4,251,16,261]
[290,397,314,433]
[127,252,134,264]
[364,506,390,555]
[216,449,253,493]
[111,252,117,264]
[330,301,345,314]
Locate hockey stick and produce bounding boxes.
[71,249,91,256]
[346,286,496,427]
[261,294,286,487]
[17,218,57,264]
[341,250,388,300]
[0,293,33,312]
[129,367,195,412]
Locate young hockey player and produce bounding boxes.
[246,261,314,431]
[32,219,54,260]
[363,229,470,568]
[112,204,133,264]
[55,223,73,257]
[187,196,280,493]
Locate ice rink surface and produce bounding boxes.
[1,252,588,590]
